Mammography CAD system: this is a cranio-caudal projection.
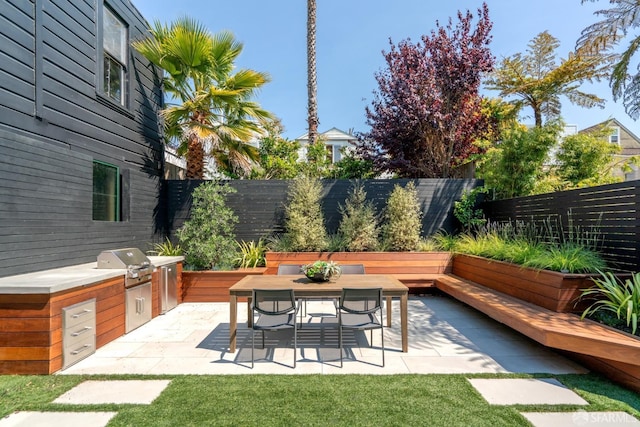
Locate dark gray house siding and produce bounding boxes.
[0,0,164,277]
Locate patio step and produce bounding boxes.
[434,274,640,365]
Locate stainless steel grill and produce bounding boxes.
[97,248,154,333]
[97,248,153,287]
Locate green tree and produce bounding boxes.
[382,182,422,251]
[299,138,331,178]
[283,175,328,251]
[578,0,640,118]
[556,126,631,187]
[250,119,301,179]
[338,182,379,251]
[133,17,272,178]
[486,31,610,127]
[178,182,237,270]
[331,148,376,179]
[477,122,560,199]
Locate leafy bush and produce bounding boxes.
[178,181,238,270]
[235,239,267,268]
[382,182,422,251]
[282,175,328,251]
[580,271,640,335]
[453,187,487,232]
[149,238,182,256]
[524,243,606,273]
[338,182,379,251]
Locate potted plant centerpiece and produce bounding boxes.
[301,260,341,282]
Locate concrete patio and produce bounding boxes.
[60,292,587,375]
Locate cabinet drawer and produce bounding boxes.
[63,323,95,349]
[63,298,96,329]
[63,336,96,368]
[62,298,96,369]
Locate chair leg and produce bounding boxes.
[251,329,255,369]
[261,330,265,349]
[381,327,385,367]
[339,313,343,368]
[293,324,297,368]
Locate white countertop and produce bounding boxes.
[0,256,184,295]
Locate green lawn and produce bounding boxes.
[1,373,638,426]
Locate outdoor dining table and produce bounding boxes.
[228,274,409,353]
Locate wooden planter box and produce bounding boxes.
[181,268,267,303]
[452,254,597,313]
[265,251,453,291]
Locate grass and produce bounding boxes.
[1,373,638,426]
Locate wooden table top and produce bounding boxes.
[229,274,408,297]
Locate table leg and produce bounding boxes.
[229,294,237,353]
[386,296,392,327]
[247,296,253,327]
[401,292,408,352]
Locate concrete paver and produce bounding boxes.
[53,380,171,405]
[0,411,117,427]
[468,378,589,405]
[521,411,640,427]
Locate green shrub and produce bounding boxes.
[149,238,182,256]
[235,239,267,268]
[338,182,379,251]
[283,175,328,251]
[580,271,640,335]
[524,243,606,273]
[382,182,422,251]
[453,187,487,232]
[178,181,238,270]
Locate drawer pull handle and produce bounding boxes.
[71,326,93,337]
[70,344,91,355]
[71,309,93,319]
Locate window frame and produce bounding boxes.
[97,2,130,109]
[609,126,620,145]
[92,160,121,222]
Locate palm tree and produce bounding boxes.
[307,0,319,146]
[578,0,640,119]
[133,17,272,178]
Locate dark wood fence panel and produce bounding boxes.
[166,179,482,243]
[483,181,640,271]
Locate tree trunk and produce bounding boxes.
[186,133,205,179]
[307,0,319,146]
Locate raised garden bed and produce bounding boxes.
[452,254,597,313]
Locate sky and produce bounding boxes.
[130,0,639,140]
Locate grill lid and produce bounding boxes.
[97,248,151,269]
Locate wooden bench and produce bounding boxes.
[435,274,640,392]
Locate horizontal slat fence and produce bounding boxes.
[166,179,482,243]
[483,180,640,271]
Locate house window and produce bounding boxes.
[609,126,620,144]
[101,5,128,105]
[93,161,120,221]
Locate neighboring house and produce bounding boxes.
[296,127,357,163]
[0,0,165,277]
[579,118,640,180]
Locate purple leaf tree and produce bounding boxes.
[357,3,494,178]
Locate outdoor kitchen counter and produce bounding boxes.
[0,256,184,294]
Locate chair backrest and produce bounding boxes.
[339,288,382,314]
[277,264,303,275]
[340,264,365,274]
[252,289,296,315]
